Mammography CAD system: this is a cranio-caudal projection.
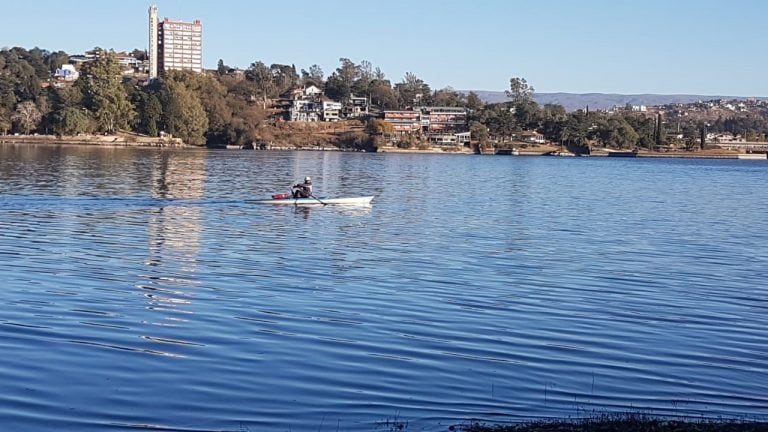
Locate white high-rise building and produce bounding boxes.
[148,4,158,79]
[148,5,203,77]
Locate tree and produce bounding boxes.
[160,79,208,146]
[368,79,397,109]
[46,50,69,72]
[270,63,299,96]
[623,114,655,149]
[12,100,42,134]
[131,49,147,62]
[359,60,373,82]
[539,103,568,142]
[35,93,53,134]
[373,66,385,81]
[432,87,465,107]
[513,99,542,131]
[467,91,484,111]
[594,117,638,149]
[77,48,135,133]
[506,77,534,104]
[323,58,361,102]
[52,107,92,136]
[324,74,350,102]
[18,47,50,79]
[245,61,276,109]
[470,120,489,147]
[352,60,377,98]
[654,113,665,149]
[217,59,228,75]
[336,58,360,88]
[365,118,394,135]
[0,47,42,102]
[395,72,431,108]
[135,91,162,136]
[560,110,590,147]
[542,103,567,119]
[50,85,83,110]
[301,64,324,87]
[0,108,11,135]
[479,104,517,141]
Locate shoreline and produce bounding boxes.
[2,136,766,159]
[0,134,188,147]
[461,417,768,432]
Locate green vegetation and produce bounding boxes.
[1,47,267,147]
[3,46,768,150]
[77,50,136,134]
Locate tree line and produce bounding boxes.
[3,46,768,149]
[1,47,264,146]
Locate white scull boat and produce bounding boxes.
[252,196,374,205]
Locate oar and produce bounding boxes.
[309,193,327,206]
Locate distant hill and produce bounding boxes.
[467,91,765,111]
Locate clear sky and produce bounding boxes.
[2,0,767,96]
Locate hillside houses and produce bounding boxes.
[285,85,368,123]
[51,49,150,87]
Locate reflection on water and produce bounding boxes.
[0,146,767,431]
[145,152,205,272]
[292,205,312,219]
[289,204,373,219]
[140,152,207,349]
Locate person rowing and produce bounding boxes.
[292,176,313,198]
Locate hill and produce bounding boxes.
[467,91,766,111]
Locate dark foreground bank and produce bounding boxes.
[457,416,768,432]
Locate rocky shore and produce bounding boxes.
[0,133,187,147]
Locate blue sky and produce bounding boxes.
[2,0,767,96]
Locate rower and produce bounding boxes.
[292,176,313,198]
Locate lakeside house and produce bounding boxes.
[321,98,342,122]
[520,130,546,144]
[383,106,471,146]
[290,99,320,122]
[706,132,745,143]
[344,94,369,118]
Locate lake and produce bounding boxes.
[1,144,766,431]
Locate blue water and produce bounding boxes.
[1,144,767,431]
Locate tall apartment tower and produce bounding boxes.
[148,5,158,79]
[148,5,203,77]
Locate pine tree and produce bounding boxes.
[77,49,135,134]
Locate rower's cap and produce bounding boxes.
[304,176,311,182]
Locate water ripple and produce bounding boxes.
[1,147,767,430]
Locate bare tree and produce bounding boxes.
[12,101,42,135]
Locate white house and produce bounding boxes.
[304,85,323,97]
[290,99,320,122]
[54,64,79,82]
[322,100,342,122]
[344,94,369,118]
[520,130,546,144]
